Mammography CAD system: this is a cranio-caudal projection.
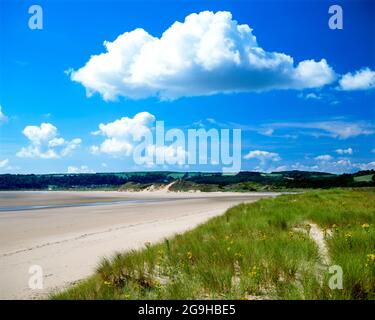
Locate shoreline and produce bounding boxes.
[0,191,279,299]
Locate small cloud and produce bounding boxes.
[17,123,81,159]
[90,145,100,155]
[259,128,274,136]
[335,147,353,155]
[64,68,74,75]
[299,92,322,100]
[273,165,288,172]
[338,67,375,91]
[92,112,155,156]
[0,159,9,168]
[17,147,59,159]
[0,105,8,124]
[244,150,281,162]
[91,130,101,136]
[67,165,95,174]
[314,154,333,161]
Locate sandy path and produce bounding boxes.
[0,191,279,299]
[307,222,331,266]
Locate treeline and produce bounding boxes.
[0,170,374,190]
[0,173,172,190]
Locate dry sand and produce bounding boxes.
[0,191,279,299]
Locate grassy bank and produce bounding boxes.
[53,189,375,300]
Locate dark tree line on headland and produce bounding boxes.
[0,170,374,190]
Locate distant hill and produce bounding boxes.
[0,170,374,191]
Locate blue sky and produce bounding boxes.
[0,0,374,174]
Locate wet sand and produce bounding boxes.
[0,191,280,299]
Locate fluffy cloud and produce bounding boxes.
[70,11,336,100]
[23,123,57,145]
[339,68,375,91]
[0,105,8,124]
[92,112,155,156]
[91,112,187,166]
[335,147,353,155]
[17,147,59,159]
[314,154,333,161]
[243,150,281,162]
[17,123,81,159]
[67,165,94,174]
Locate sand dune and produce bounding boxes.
[0,191,279,299]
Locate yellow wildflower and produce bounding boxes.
[187,251,193,260]
[362,223,370,230]
[367,253,375,263]
[249,266,258,278]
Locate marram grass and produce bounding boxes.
[52,188,375,300]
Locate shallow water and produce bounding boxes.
[0,198,174,212]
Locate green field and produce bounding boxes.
[53,189,375,300]
[354,174,374,182]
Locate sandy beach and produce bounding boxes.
[0,191,279,299]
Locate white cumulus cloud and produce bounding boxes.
[91,112,188,167]
[70,11,336,100]
[22,123,57,145]
[92,112,155,156]
[339,68,375,91]
[17,123,82,159]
